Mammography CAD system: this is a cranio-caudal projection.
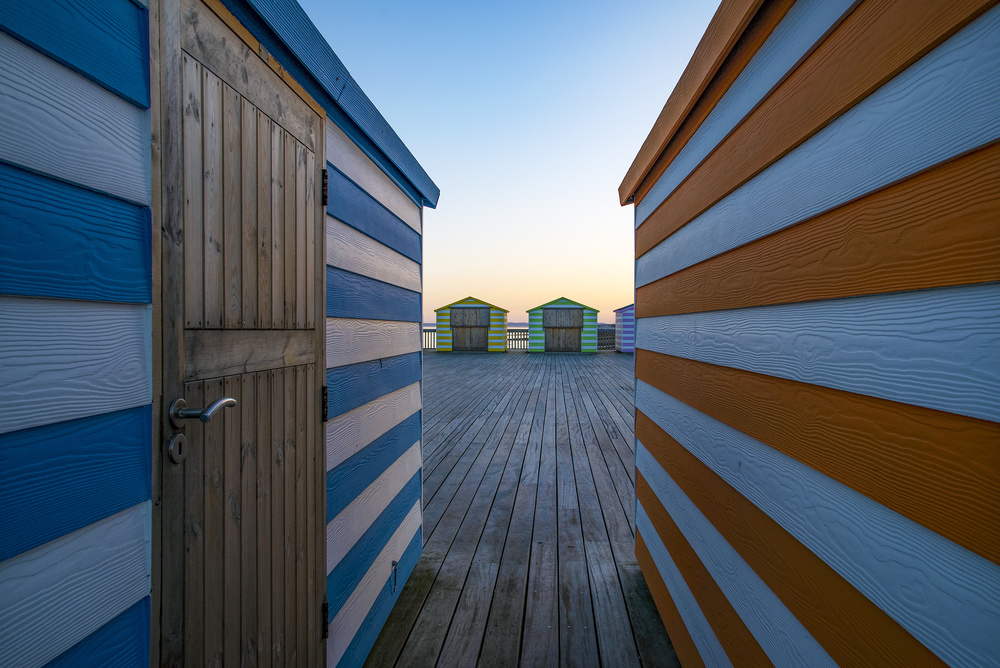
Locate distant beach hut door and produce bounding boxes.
[543,307,583,352]
[157,1,326,664]
[451,307,489,351]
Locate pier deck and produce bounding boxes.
[364,351,677,667]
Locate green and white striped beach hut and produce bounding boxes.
[527,297,598,352]
[435,297,508,352]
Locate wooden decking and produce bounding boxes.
[364,352,677,667]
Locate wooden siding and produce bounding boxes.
[324,113,427,665]
[527,297,598,353]
[626,1,1000,666]
[0,4,153,662]
[435,297,509,352]
[615,304,635,353]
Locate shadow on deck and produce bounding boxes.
[364,352,677,667]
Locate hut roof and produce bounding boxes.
[435,296,509,313]
[528,297,599,312]
[614,304,635,313]
[236,0,440,208]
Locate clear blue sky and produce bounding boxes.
[298,0,723,323]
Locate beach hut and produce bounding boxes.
[620,1,1000,665]
[527,297,598,352]
[614,304,635,353]
[435,297,508,352]
[0,0,438,665]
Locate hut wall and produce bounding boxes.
[625,1,1000,666]
[324,120,425,666]
[528,298,598,352]
[436,297,507,352]
[615,305,635,353]
[0,2,154,665]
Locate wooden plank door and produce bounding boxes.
[451,307,489,351]
[544,308,582,351]
[157,1,325,665]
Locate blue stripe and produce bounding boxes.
[636,5,1000,286]
[326,167,422,263]
[635,0,855,226]
[0,161,151,304]
[327,411,421,522]
[327,472,421,614]
[336,527,422,668]
[46,596,150,668]
[0,405,152,561]
[326,265,420,322]
[327,352,421,418]
[216,0,435,207]
[0,0,150,108]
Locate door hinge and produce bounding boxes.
[321,169,329,206]
[321,385,328,423]
[322,598,329,639]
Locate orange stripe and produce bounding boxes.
[637,142,1000,317]
[635,350,1000,564]
[635,531,706,668]
[636,474,773,667]
[633,0,798,208]
[636,0,993,257]
[619,0,765,204]
[636,412,945,666]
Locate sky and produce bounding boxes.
[298,0,723,323]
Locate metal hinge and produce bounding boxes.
[321,386,328,423]
[321,169,329,206]
[322,598,329,639]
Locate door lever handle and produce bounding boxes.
[169,397,237,428]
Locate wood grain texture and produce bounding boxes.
[241,98,259,328]
[635,502,732,667]
[223,84,243,328]
[0,406,150,561]
[180,0,317,151]
[202,68,225,329]
[326,119,422,233]
[326,352,422,419]
[184,328,315,379]
[326,443,421,574]
[619,0,765,203]
[0,502,151,668]
[635,532,704,668]
[257,111,273,329]
[48,597,149,667]
[0,30,151,206]
[0,297,151,435]
[636,350,1000,564]
[636,380,1000,667]
[325,265,421,322]
[638,142,1000,318]
[637,281,1000,423]
[635,474,773,667]
[635,0,846,223]
[271,121,286,329]
[326,382,421,473]
[636,0,999,258]
[327,216,421,292]
[295,143,308,329]
[283,132,297,328]
[0,162,151,304]
[326,166,422,263]
[183,54,206,328]
[325,318,421,368]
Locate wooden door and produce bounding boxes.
[544,308,582,352]
[451,307,489,351]
[157,1,325,665]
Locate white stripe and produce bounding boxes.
[326,120,421,232]
[326,216,421,292]
[0,31,151,206]
[326,318,421,368]
[636,380,1000,667]
[0,297,151,434]
[0,502,151,668]
[328,501,421,667]
[638,442,836,667]
[326,442,421,574]
[326,383,421,472]
[636,6,1000,286]
[636,502,731,668]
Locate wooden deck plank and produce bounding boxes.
[365,352,673,667]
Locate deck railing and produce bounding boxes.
[507,328,529,351]
[597,327,616,351]
[423,328,436,350]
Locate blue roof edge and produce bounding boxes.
[222,0,440,208]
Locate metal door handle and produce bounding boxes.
[169,397,237,427]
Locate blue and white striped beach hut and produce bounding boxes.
[614,304,635,353]
[0,0,438,665]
